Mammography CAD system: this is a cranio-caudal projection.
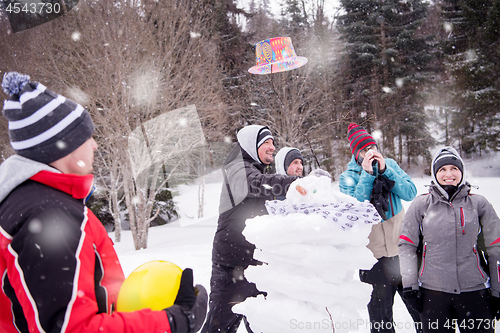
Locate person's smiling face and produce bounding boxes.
[436,164,462,186]
[257,139,275,164]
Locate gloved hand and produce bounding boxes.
[164,268,208,333]
[309,169,332,179]
[402,287,423,313]
[490,295,500,320]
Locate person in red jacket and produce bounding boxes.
[0,72,207,333]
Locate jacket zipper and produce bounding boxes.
[498,261,500,283]
[460,207,465,234]
[389,195,393,218]
[420,242,427,276]
[473,245,485,278]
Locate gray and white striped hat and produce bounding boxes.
[1,72,94,164]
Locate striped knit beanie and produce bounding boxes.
[257,127,273,148]
[1,72,95,164]
[347,123,377,161]
[432,147,464,182]
[237,125,274,164]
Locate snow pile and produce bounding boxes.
[234,176,380,332]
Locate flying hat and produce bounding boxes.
[248,37,308,75]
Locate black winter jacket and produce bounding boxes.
[212,144,297,267]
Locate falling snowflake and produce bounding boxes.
[71,31,81,42]
[131,196,141,205]
[190,31,201,38]
[28,219,42,234]
[56,140,67,150]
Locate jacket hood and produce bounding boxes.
[347,155,361,171]
[429,180,471,204]
[236,125,267,164]
[431,146,466,199]
[0,155,61,203]
[275,147,299,175]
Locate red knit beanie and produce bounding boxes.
[347,123,377,160]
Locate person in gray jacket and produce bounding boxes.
[399,146,500,332]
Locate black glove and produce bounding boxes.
[490,295,500,320]
[402,287,423,313]
[164,268,208,333]
[370,176,395,220]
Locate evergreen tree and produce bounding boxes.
[337,0,435,165]
[440,0,500,154]
[280,0,310,34]
[247,0,274,39]
[200,0,255,134]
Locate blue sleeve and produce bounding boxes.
[339,169,375,203]
[382,159,417,202]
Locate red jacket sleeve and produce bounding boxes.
[64,209,172,333]
[1,207,171,333]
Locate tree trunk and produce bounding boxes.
[110,187,122,243]
[123,177,140,250]
[198,178,205,218]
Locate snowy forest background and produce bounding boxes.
[1,0,500,250]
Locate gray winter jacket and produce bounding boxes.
[399,182,500,296]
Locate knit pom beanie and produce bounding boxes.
[2,72,95,164]
[432,147,464,186]
[347,123,377,162]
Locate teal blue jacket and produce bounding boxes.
[339,156,416,221]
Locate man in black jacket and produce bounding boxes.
[202,125,299,333]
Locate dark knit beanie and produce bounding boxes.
[2,72,95,164]
[432,150,464,178]
[284,149,303,172]
[347,123,377,160]
[256,127,274,148]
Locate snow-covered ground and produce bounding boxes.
[112,154,500,332]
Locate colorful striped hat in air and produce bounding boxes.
[248,37,308,75]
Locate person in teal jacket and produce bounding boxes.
[339,155,415,222]
[339,123,421,333]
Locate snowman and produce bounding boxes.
[265,174,381,230]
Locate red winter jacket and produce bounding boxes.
[0,165,171,333]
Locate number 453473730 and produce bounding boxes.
[5,2,61,14]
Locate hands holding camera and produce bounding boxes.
[361,148,386,175]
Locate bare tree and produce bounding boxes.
[244,25,345,174]
[11,0,226,249]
